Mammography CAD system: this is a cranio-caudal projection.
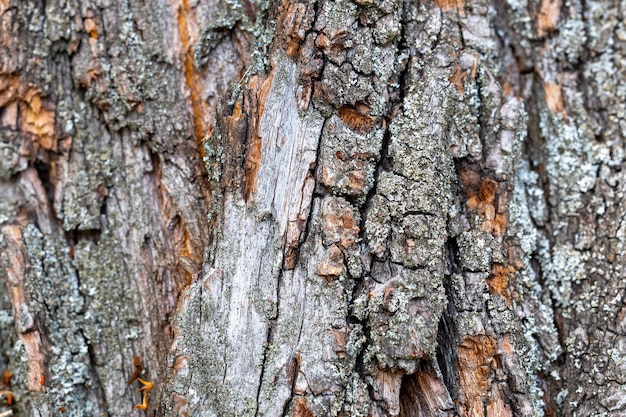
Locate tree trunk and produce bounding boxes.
[0,0,623,416]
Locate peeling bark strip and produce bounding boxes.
[0,0,624,416]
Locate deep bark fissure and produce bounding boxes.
[436,236,461,402]
[84,336,109,412]
[32,159,54,212]
[398,371,422,417]
[292,117,328,264]
[255,324,273,417]
[278,340,301,417]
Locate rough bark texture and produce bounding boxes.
[0,0,624,416]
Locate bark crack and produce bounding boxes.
[436,236,461,402]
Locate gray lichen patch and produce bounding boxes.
[497,0,626,410]
[448,92,482,159]
[0,146,176,416]
[383,64,455,209]
[548,18,586,65]
[0,132,34,180]
[20,225,102,416]
[456,230,496,272]
[377,172,442,217]
[56,117,115,232]
[365,267,446,373]
[348,28,374,75]
[72,236,143,343]
[314,0,359,53]
[194,2,245,68]
[538,242,586,310]
[342,372,371,417]
[370,9,402,46]
[364,195,391,259]
[389,214,447,269]
[353,57,457,391]
[321,62,375,106]
[318,116,383,201]
[539,113,598,217]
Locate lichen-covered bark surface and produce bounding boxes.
[502,0,626,414]
[0,0,252,415]
[1,0,624,416]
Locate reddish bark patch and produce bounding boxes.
[172,393,189,417]
[151,150,202,295]
[285,352,301,386]
[221,98,249,192]
[21,88,56,150]
[337,104,376,133]
[466,179,507,235]
[316,244,344,280]
[459,169,481,196]
[434,0,465,12]
[0,75,56,151]
[321,200,360,249]
[173,0,214,282]
[477,179,497,204]
[486,393,514,417]
[178,0,214,157]
[459,168,509,242]
[2,371,11,388]
[241,73,273,201]
[242,129,262,201]
[332,328,348,358]
[487,264,515,301]
[457,335,497,416]
[83,17,98,39]
[280,2,308,57]
[347,170,366,191]
[178,0,200,128]
[128,356,143,384]
[284,248,297,270]
[255,72,274,119]
[399,370,453,417]
[541,374,560,417]
[218,71,274,202]
[497,335,513,355]
[537,0,561,37]
[293,397,314,417]
[544,82,567,117]
[449,64,467,95]
[374,368,403,414]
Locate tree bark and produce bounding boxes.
[0,0,624,416]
